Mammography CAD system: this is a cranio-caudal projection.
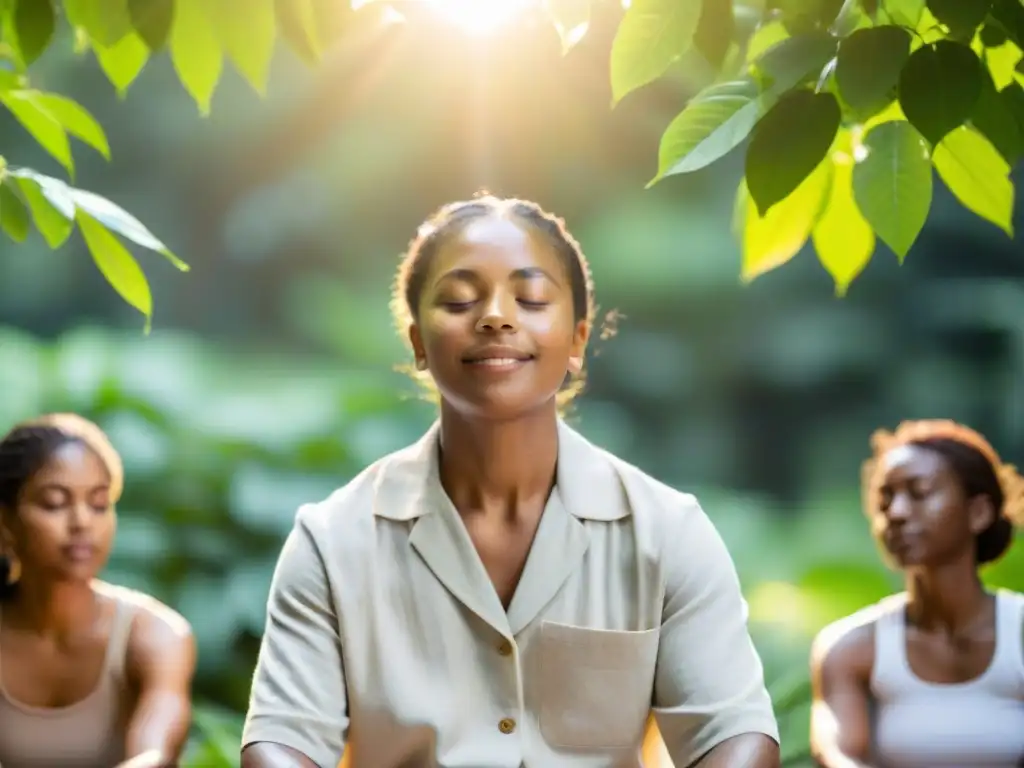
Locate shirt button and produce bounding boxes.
[498,640,513,656]
[498,718,516,734]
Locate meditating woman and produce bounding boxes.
[241,195,780,768]
[0,413,196,768]
[810,419,1024,767]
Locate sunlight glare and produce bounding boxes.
[421,0,537,35]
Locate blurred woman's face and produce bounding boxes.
[1,440,117,586]
[871,444,987,568]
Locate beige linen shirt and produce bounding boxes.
[242,420,779,768]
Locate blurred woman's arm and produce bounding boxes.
[118,607,197,768]
[810,622,879,768]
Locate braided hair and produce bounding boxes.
[0,413,123,596]
[862,420,1024,565]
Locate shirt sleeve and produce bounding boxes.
[242,504,348,768]
[652,494,780,767]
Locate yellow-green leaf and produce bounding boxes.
[745,20,788,63]
[812,139,875,296]
[76,210,153,331]
[0,90,73,175]
[29,92,111,159]
[983,40,1023,89]
[0,177,30,242]
[170,0,223,114]
[274,0,321,65]
[11,171,75,248]
[208,0,276,95]
[933,125,1015,236]
[64,0,133,45]
[739,159,831,282]
[610,0,704,105]
[92,32,150,95]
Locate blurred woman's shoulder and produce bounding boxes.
[811,595,904,676]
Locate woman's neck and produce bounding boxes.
[904,552,990,634]
[3,577,99,638]
[438,400,560,518]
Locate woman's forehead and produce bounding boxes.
[880,443,947,479]
[28,441,110,487]
[433,217,562,273]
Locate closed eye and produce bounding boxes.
[518,300,549,309]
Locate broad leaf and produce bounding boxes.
[835,26,911,116]
[852,120,932,259]
[812,135,874,296]
[64,0,134,46]
[971,74,1023,163]
[0,90,74,175]
[932,125,1015,235]
[899,40,983,144]
[170,0,223,115]
[926,0,992,40]
[13,0,55,64]
[10,170,74,247]
[693,0,734,71]
[0,177,30,242]
[92,32,150,95]
[887,0,926,27]
[208,0,276,95]
[745,20,788,63]
[738,159,831,282]
[745,90,841,215]
[610,0,704,104]
[831,0,871,36]
[652,78,770,182]
[77,210,154,331]
[982,39,1023,90]
[127,0,175,51]
[752,32,838,93]
[275,0,321,64]
[991,0,1024,50]
[545,0,590,54]
[980,21,1009,48]
[30,92,111,159]
[70,186,187,269]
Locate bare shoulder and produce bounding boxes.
[811,603,884,681]
[95,582,194,664]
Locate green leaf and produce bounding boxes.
[651,78,771,183]
[971,73,1023,163]
[127,0,175,51]
[980,21,1009,48]
[751,32,838,93]
[926,0,992,40]
[69,186,188,270]
[208,0,275,95]
[738,158,832,282]
[275,0,321,64]
[899,41,983,145]
[545,0,591,54]
[852,120,932,259]
[609,0,704,105]
[745,20,788,63]
[76,210,153,331]
[0,90,73,175]
[12,0,55,64]
[830,0,871,35]
[693,0,734,71]
[835,26,911,116]
[745,90,841,215]
[30,92,111,159]
[0,176,30,242]
[169,0,223,114]
[932,125,1015,235]
[9,169,74,247]
[990,0,1024,50]
[92,32,150,95]
[982,39,1023,90]
[886,0,926,26]
[812,135,875,296]
[64,0,134,46]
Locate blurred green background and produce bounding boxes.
[2,5,1024,766]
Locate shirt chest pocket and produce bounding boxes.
[537,621,660,750]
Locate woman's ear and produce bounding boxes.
[408,324,428,371]
[567,319,590,375]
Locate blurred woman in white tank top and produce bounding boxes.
[809,419,1024,768]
